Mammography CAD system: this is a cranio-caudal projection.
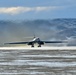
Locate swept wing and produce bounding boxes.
[5,42,29,44]
[42,41,64,43]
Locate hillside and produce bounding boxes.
[0,19,76,46]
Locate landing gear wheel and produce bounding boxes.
[31,45,34,47]
[38,45,41,47]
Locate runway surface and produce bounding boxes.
[0,47,76,75]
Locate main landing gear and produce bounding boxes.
[38,44,41,47]
[31,44,34,47]
[31,44,41,47]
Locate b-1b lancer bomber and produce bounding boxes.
[5,36,66,47]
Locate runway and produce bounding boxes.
[0,46,76,75]
[0,46,76,50]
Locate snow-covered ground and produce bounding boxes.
[0,47,76,75]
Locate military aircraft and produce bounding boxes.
[4,36,66,47]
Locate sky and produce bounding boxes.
[0,0,76,20]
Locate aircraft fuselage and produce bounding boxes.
[28,37,44,47]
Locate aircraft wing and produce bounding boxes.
[4,42,29,44]
[42,41,66,43]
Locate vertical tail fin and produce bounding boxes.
[34,34,36,38]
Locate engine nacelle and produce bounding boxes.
[28,41,44,46]
[28,42,33,45]
[39,41,44,45]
